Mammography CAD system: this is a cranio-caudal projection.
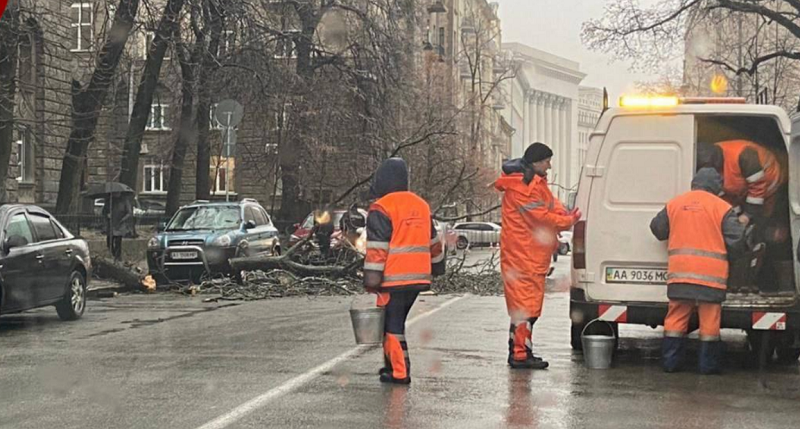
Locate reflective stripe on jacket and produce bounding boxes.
[717,140,785,207]
[365,191,434,290]
[666,190,732,292]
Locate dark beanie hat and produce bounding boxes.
[523,142,553,164]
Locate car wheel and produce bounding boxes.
[272,244,281,256]
[558,242,569,256]
[56,271,87,321]
[456,236,469,250]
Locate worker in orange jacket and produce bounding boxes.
[650,168,748,374]
[697,139,787,224]
[364,158,445,384]
[495,143,580,369]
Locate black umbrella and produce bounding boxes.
[82,182,135,198]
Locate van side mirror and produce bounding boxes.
[4,235,28,253]
[156,221,167,232]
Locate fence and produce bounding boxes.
[54,214,170,237]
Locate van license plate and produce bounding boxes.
[606,267,667,285]
[172,251,198,260]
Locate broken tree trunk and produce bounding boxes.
[228,234,363,278]
[93,256,143,290]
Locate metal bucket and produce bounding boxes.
[581,319,616,369]
[349,306,385,345]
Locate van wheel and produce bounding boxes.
[558,242,569,256]
[56,271,86,321]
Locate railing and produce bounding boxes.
[54,214,171,237]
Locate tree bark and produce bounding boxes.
[118,0,185,189]
[166,36,199,216]
[277,5,321,222]
[194,0,224,201]
[55,0,141,214]
[0,1,20,204]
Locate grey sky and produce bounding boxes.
[497,0,659,103]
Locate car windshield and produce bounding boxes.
[167,206,240,231]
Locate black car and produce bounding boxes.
[0,205,91,320]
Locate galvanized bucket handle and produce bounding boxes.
[581,318,617,339]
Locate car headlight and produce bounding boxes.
[147,237,161,249]
[212,234,232,247]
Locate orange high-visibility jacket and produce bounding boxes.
[666,190,732,291]
[495,173,573,276]
[717,140,785,208]
[364,191,440,290]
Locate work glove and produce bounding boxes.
[570,208,582,224]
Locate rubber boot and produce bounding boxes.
[508,318,549,370]
[662,336,685,373]
[699,341,723,375]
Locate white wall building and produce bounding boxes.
[501,43,586,200]
[577,86,604,172]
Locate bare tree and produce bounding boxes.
[118,0,186,189]
[583,0,800,109]
[55,0,141,214]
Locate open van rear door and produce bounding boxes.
[584,114,695,302]
[789,114,800,292]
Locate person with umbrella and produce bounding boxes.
[84,182,136,260]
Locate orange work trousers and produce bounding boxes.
[663,300,722,341]
[503,272,546,320]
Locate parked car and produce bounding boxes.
[452,222,501,250]
[134,198,166,218]
[147,199,280,284]
[0,205,91,321]
[288,208,368,248]
[433,219,457,254]
[557,230,572,255]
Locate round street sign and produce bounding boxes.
[215,99,244,128]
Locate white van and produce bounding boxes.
[570,97,800,362]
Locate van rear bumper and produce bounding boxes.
[570,288,800,331]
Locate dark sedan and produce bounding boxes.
[0,205,91,320]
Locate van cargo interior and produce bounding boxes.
[695,115,796,302]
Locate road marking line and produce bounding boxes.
[196,295,464,429]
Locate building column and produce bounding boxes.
[543,95,551,145]
[536,93,545,142]
[528,91,537,145]
[522,93,530,151]
[558,100,568,197]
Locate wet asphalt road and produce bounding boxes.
[2,252,800,428]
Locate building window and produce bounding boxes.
[16,131,34,183]
[70,3,93,52]
[275,31,298,58]
[143,31,170,60]
[438,27,445,47]
[143,164,166,193]
[147,103,169,130]
[218,29,235,56]
[211,157,235,194]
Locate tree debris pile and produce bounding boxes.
[184,270,360,301]
[431,251,504,296]
[172,233,505,300]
